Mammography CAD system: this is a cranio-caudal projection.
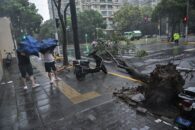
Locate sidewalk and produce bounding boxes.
[0,60,177,130]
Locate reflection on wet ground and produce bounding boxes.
[1,43,195,129]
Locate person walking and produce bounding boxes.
[42,50,61,84]
[173,33,180,45]
[17,51,40,90]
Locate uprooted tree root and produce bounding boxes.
[114,62,185,117]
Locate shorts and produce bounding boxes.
[44,61,56,72]
[19,64,33,78]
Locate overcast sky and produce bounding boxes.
[29,0,50,22]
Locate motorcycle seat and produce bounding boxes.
[73,60,89,66]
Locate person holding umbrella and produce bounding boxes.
[17,51,40,89]
[40,39,61,84]
[17,36,40,89]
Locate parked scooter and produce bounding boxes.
[176,88,195,130]
[73,50,107,80]
[4,52,12,67]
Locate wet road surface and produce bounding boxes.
[1,42,195,129]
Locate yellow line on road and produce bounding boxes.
[55,80,100,104]
[182,42,195,45]
[71,91,100,104]
[108,72,142,83]
[56,81,81,98]
[32,60,100,104]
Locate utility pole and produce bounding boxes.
[85,34,89,53]
[166,17,169,35]
[185,0,189,42]
[158,18,161,40]
[69,0,81,59]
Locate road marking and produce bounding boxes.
[108,72,142,83]
[78,98,115,113]
[33,59,144,104]
[32,60,100,104]
[184,48,195,52]
[183,42,195,45]
[56,81,81,98]
[71,91,100,104]
[56,81,100,104]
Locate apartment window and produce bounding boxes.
[108,18,113,24]
[107,0,112,3]
[108,11,112,16]
[100,5,106,9]
[83,5,87,9]
[93,5,98,8]
[100,0,106,3]
[87,6,91,9]
[101,11,107,16]
[103,18,107,23]
[108,5,112,9]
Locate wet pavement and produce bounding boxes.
[1,42,195,130]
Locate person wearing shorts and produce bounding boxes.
[17,51,40,89]
[43,51,61,84]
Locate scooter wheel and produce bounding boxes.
[101,65,107,74]
[75,67,85,80]
[76,74,84,81]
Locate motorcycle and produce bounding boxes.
[4,52,12,67]
[73,50,107,80]
[176,88,195,130]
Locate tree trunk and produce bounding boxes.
[117,60,185,108]
[59,13,68,65]
[118,64,149,83]
[53,0,69,65]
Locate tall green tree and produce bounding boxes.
[113,5,157,35]
[190,0,195,8]
[152,0,186,36]
[39,20,55,39]
[113,5,142,32]
[77,10,106,42]
[0,0,43,42]
[140,6,158,35]
[140,6,153,18]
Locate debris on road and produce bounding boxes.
[154,119,162,123]
[7,81,13,84]
[1,82,6,85]
[136,107,147,114]
[114,62,185,113]
[88,114,96,121]
[131,93,145,102]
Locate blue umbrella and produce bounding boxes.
[39,38,58,54]
[17,35,41,56]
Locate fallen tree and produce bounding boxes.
[117,60,185,107]
[96,39,191,110]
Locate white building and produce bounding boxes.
[139,0,161,8]
[0,17,16,80]
[48,0,161,30]
[0,17,16,59]
[127,0,161,7]
[48,0,125,30]
[78,0,125,30]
